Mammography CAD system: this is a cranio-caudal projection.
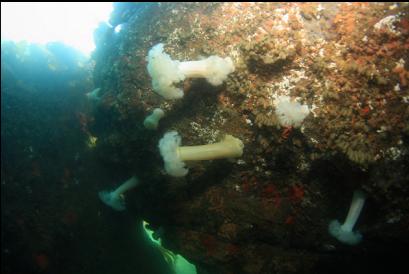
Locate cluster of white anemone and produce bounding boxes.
[144,43,244,177]
[99,43,242,211]
[99,42,366,249]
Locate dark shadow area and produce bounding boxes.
[1,41,173,274]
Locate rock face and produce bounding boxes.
[92,3,409,273]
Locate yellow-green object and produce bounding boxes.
[143,221,197,274]
[86,135,98,148]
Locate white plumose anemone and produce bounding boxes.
[158,131,188,177]
[158,131,244,177]
[147,43,185,99]
[329,190,366,245]
[147,43,235,100]
[143,108,165,130]
[98,176,140,211]
[274,95,310,128]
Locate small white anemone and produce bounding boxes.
[329,190,366,245]
[274,95,310,128]
[98,176,140,211]
[86,88,101,101]
[143,108,165,130]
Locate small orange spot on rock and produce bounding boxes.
[360,106,370,116]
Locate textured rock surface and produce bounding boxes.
[91,3,409,273]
